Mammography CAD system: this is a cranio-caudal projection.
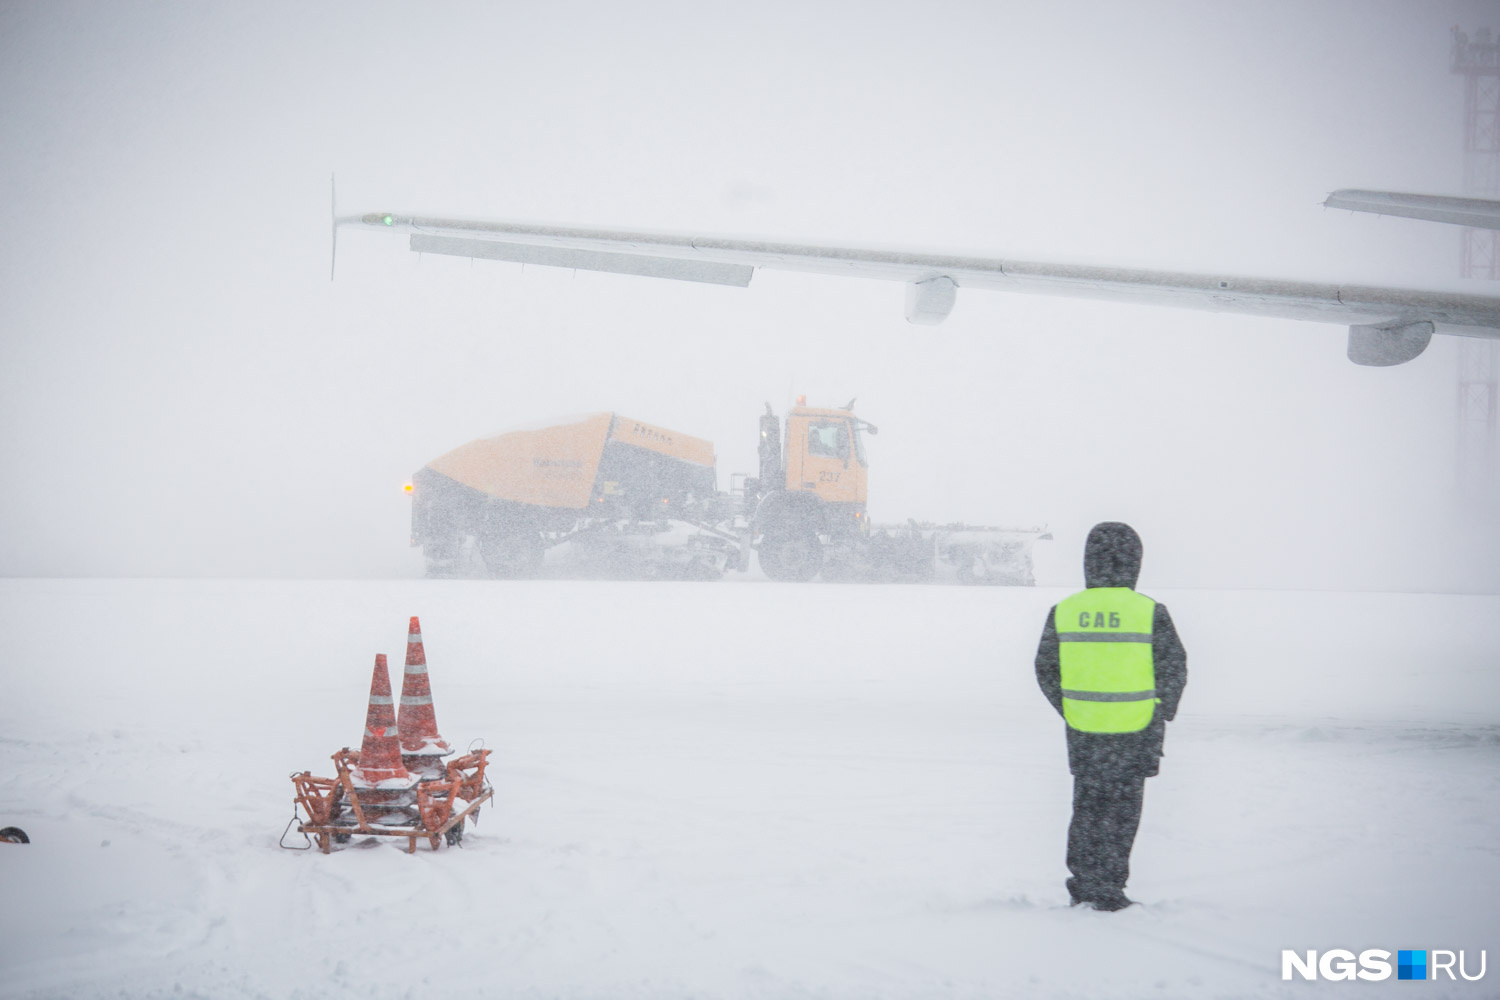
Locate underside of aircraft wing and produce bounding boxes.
[337,210,1500,367]
[1323,189,1500,230]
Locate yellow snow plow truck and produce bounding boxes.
[409,401,1050,583]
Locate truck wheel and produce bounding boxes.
[480,531,543,578]
[758,531,823,582]
[906,557,936,583]
[819,560,852,583]
[422,537,463,578]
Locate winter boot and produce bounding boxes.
[1089,891,1136,912]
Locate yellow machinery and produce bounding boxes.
[746,398,876,581]
[746,398,1048,583]
[409,402,1048,583]
[412,413,739,579]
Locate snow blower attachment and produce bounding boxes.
[287,620,492,854]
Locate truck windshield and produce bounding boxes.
[806,421,849,460]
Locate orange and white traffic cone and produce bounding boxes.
[350,654,419,794]
[398,616,453,779]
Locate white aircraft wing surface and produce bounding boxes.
[1324,189,1500,230]
[337,210,1500,367]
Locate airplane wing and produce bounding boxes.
[1323,189,1500,230]
[336,209,1500,367]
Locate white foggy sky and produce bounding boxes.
[0,0,1496,590]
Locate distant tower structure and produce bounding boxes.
[1451,26,1499,502]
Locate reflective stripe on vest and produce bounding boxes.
[1055,587,1157,733]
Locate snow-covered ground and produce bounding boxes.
[1,578,1496,999]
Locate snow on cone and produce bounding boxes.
[351,653,418,791]
[398,616,452,779]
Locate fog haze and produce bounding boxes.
[2,0,1496,591]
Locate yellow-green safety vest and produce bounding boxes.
[1055,587,1158,733]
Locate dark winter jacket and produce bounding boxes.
[1034,522,1187,778]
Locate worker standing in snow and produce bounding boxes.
[1034,522,1187,911]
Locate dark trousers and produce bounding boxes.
[1066,774,1146,901]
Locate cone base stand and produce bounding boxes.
[290,747,494,855]
[401,745,455,781]
[348,771,423,792]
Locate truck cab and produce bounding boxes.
[750,398,877,581]
[784,405,868,509]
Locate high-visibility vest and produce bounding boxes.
[1055,587,1158,733]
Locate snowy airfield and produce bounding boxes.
[1,577,1497,999]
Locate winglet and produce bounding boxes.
[1324,189,1500,230]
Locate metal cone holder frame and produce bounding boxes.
[291,745,492,854]
[288,620,493,854]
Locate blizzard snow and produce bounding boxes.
[1,578,1496,998]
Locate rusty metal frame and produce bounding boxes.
[291,747,494,854]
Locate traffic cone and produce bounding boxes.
[350,654,418,790]
[398,616,452,778]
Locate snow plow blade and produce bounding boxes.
[867,523,1052,585]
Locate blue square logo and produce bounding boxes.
[1398,950,1427,981]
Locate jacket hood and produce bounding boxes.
[1083,521,1142,589]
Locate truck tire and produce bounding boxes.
[758,530,823,582]
[422,536,464,578]
[480,531,543,579]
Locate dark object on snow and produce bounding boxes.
[1034,521,1188,908]
[1071,891,1136,912]
[0,827,29,844]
